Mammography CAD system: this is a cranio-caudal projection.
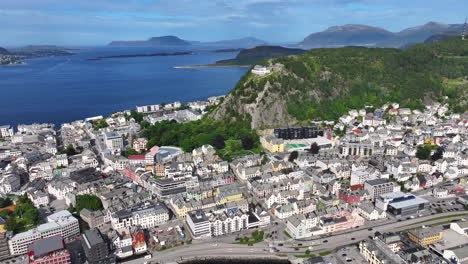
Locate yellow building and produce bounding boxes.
[261,135,284,153]
[424,138,435,145]
[270,161,288,172]
[408,227,443,246]
[359,239,399,264]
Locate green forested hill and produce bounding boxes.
[211,37,468,128]
[216,46,306,66]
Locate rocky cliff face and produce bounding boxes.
[211,66,299,129]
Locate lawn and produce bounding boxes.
[232,230,266,244]
[402,214,467,227]
[295,250,334,258]
[283,231,292,239]
[294,254,316,258]
[217,140,261,161]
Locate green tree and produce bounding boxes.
[416,145,432,160]
[128,110,145,123]
[212,135,226,149]
[288,151,299,162]
[4,217,17,232]
[0,198,12,208]
[309,143,320,154]
[0,210,12,218]
[241,137,254,150]
[75,195,103,214]
[124,149,139,158]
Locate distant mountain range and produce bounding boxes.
[107,22,464,49]
[203,37,267,48]
[0,47,9,55]
[299,24,394,48]
[109,36,268,48]
[109,36,192,46]
[425,31,464,43]
[299,22,464,48]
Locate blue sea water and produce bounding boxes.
[0,47,248,126]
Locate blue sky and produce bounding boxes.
[1,0,467,46]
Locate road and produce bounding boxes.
[128,211,468,264]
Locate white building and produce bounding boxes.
[0,125,14,137]
[47,180,75,200]
[186,210,212,239]
[28,191,50,207]
[8,210,80,255]
[251,65,270,75]
[110,203,169,229]
[104,131,124,153]
[210,210,249,237]
[286,214,313,239]
[136,104,160,113]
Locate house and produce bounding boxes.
[260,135,284,153]
[357,203,387,221]
[27,236,71,264]
[443,244,468,264]
[286,214,312,239]
[251,65,270,75]
[80,209,105,229]
[407,227,443,246]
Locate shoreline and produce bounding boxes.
[174,64,251,69]
[1,62,27,67]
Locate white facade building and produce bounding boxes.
[8,210,79,255]
[110,203,169,229]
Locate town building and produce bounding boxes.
[274,126,320,140]
[359,238,405,264]
[104,132,123,153]
[132,138,148,152]
[27,236,71,264]
[260,135,285,152]
[82,228,111,264]
[407,227,443,246]
[364,179,400,200]
[443,244,468,264]
[375,192,428,216]
[152,178,187,197]
[0,125,14,138]
[110,202,169,229]
[80,209,105,229]
[186,210,212,239]
[251,65,270,75]
[9,210,79,255]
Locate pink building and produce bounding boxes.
[318,210,365,234]
[28,236,71,264]
[132,138,148,152]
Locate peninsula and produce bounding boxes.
[174,45,306,68]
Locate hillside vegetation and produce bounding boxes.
[211,37,468,128]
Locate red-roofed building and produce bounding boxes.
[350,184,364,191]
[131,228,147,254]
[339,189,365,204]
[28,236,71,264]
[389,108,398,115]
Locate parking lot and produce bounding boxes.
[147,220,192,251]
[334,245,367,263]
[428,199,464,214]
